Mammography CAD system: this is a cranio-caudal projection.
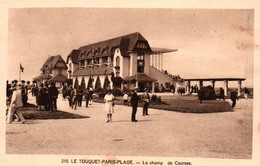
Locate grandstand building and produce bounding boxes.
[66,32,184,92]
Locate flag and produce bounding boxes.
[20,63,24,72]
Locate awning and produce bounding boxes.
[33,74,52,81]
[123,73,156,82]
[49,75,67,82]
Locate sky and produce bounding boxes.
[7,8,254,87]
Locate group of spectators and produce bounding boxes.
[31,82,59,111]
[177,87,185,96]
[6,79,251,124]
[61,85,93,110]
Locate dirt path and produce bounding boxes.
[6,95,252,159]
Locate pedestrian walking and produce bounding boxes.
[104,90,115,123]
[84,89,90,107]
[6,84,25,124]
[230,90,239,108]
[130,88,140,122]
[142,89,150,116]
[78,89,84,107]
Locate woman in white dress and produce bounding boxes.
[104,90,115,123]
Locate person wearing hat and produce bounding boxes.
[6,84,25,124]
[20,80,28,107]
[104,89,115,123]
[48,82,59,111]
[36,83,45,111]
[230,89,239,108]
[71,87,78,110]
[130,88,140,122]
[142,89,150,116]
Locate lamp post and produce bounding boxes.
[91,56,97,88]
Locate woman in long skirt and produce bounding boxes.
[104,90,115,123]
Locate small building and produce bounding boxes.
[66,32,184,92]
[33,55,68,88]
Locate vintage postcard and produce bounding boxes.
[0,0,259,166]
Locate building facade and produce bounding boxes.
[67,32,184,92]
[33,55,68,88]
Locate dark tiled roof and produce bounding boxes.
[123,73,156,81]
[73,65,113,76]
[66,49,80,64]
[33,74,52,81]
[40,55,67,71]
[77,32,152,60]
[49,75,67,82]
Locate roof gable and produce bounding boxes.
[77,32,152,60]
[41,55,66,70]
[66,49,80,64]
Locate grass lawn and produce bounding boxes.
[21,104,89,120]
[94,95,233,113]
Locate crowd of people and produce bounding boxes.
[6,79,250,124]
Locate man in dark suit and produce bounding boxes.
[198,87,205,104]
[21,80,28,107]
[130,88,140,122]
[48,82,59,111]
[219,87,225,101]
[230,90,239,108]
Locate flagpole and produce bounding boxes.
[19,63,21,82]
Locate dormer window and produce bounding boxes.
[80,60,85,68]
[87,59,92,65]
[102,56,108,63]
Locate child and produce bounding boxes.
[123,93,128,106]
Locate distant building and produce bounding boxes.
[33,55,68,88]
[66,32,184,92]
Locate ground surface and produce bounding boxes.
[6,94,253,159]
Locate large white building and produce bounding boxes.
[66,32,184,92]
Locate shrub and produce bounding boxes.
[200,86,216,100]
[150,95,162,104]
[112,88,123,96]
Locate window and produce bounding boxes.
[116,56,120,66]
[80,60,85,68]
[103,56,108,63]
[137,53,145,73]
[95,58,100,64]
[87,59,92,65]
[115,56,120,77]
[165,82,171,89]
[136,41,148,49]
